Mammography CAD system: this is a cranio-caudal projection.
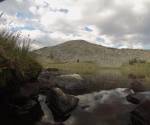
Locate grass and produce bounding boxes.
[42,62,100,74]
[121,63,150,77]
[0,31,42,88]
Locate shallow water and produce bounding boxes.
[65,104,135,125]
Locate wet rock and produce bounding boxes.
[77,88,134,112]
[54,75,84,94]
[126,92,150,125]
[129,100,150,125]
[40,87,79,122]
[126,94,140,104]
[127,91,150,104]
[65,88,136,125]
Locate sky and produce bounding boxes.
[0,0,150,50]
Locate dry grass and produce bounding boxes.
[0,31,42,87]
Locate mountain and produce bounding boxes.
[34,40,150,67]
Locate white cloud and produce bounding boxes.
[0,0,150,49]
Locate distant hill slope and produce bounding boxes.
[34,40,150,67]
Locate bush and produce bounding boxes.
[129,58,146,65]
[0,31,42,88]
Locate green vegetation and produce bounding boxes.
[129,58,146,65]
[42,62,100,74]
[0,31,42,88]
[121,63,150,77]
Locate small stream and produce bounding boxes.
[39,69,150,125]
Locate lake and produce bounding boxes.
[76,68,150,95]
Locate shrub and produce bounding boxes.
[129,58,146,65]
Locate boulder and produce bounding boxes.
[38,70,85,95]
[126,91,150,125]
[127,91,150,104]
[129,100,150,125]
[64,88,136,125]
[0,91,43,125]
[54,75,84,94]
[77,88,134,112]
[39,88,79,122]
[129,80,145,92]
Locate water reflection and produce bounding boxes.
[81,69,149,94]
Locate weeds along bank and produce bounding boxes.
[121,62,150,77]
[0,31,42,90]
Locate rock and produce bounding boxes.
[129,80,145,92]
[127,91,150,104]
[38,70,85,95]
[59,74,83,80]
[38,70,57,88]
[64,88,136,125]
[126,91,150,125]
[0,91,43,125]
[14,98,43,125]
[39,87,79,122]
[129,100,150,125]
[77,88,134,112]
[126,94,140,104]
[54,74,85,94]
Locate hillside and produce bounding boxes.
[34,40,150,67]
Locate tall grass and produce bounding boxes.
[0,31,42,88]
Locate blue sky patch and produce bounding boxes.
[84,26,93,32]
[16,12,32,19]
[10,24,35,32]
[96,37,105,42]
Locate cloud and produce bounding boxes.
[0,0,150,49]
